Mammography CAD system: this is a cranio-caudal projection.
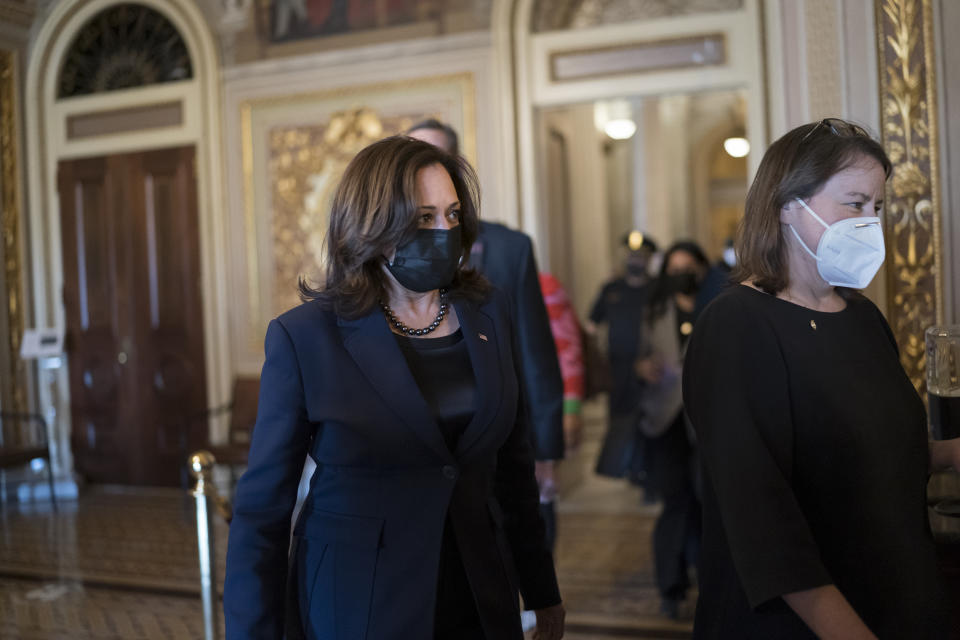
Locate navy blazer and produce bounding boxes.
[223,290,560,640]
[473,222,564,461]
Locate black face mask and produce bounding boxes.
[666,272,700,296]
[626,263,647,277]
[386,226,462,292]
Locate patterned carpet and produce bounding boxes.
[0,575,222,640]
[556,512,695,638]
[0,470,692,639]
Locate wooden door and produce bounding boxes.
[59,147,206,486]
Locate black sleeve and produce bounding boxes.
[589,285,609,324]
[223,320,313,639]
[495,304,561,610]
[863,295,900,356]
[682,295,832,609]
[512,235,565,461]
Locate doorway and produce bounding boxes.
[58,146,207,486]
[536,90,749,317]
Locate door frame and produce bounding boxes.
[491,0,769,283]
[25,0,230,487]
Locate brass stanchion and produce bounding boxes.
[189,451,222,640]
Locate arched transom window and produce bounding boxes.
[58,3,193,99]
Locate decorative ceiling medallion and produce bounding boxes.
[58,4,193,99]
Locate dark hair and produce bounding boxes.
[299,136,488,318]
[647,240,710,322]
[407,118,460,156]
[732,118,891,295]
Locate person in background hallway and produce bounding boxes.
[694,238,733,315]
[539,273,585,453]
[635,240,708,620]
[223,137,564,640]
[589,233,657,491]
[407,120,566,550]
[684,118,960,639]
[537,272,586,549]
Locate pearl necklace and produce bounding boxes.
[380,289,448,336]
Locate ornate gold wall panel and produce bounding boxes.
[0,49,27,414]
[876,0,943,394]
[268,109,424,315]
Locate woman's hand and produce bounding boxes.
[783,585,876,640]
[635,355,664,384]
[563,413,583,452]
[534,461,557,503]
[532,603,565,639]
[929,438,960,472]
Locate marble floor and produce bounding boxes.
[0,402,693,639]
[0,485,690,640]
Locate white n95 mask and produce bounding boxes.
[788,197,885,289]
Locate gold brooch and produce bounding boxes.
[810,320,817,330]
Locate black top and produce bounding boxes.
[394,329,481,634]
[395,329,477,450]
[589,277,648,358]
[683,285,948,639]
[590,278,649,414]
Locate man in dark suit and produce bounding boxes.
[407,121,565,549]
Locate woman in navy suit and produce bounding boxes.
[223,136,565,640]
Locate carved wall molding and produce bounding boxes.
[876,0,943,393]
[803,0,843,119]
[0,2,35,30]
[0,49,28,415]
[531,0,743,33]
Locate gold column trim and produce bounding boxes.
[876,0,943,394]
[0,49,28,414]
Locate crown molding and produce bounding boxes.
[0,2,35,30]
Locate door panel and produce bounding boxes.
[60,157,133,483]
[134,148,206,485]
[59,147,206,486]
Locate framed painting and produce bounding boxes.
[264,0,429,42]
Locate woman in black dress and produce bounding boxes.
[683,119,960,638]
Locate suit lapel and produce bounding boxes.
[452,298,504,459]
[338,311,454,463]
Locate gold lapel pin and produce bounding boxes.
[478,333,488,342]
[810,320,817,330]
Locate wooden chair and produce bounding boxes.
[186,377,259,496]
[0,412,57,510]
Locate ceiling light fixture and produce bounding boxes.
[723,136,750,158]
[605,119,637,140]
